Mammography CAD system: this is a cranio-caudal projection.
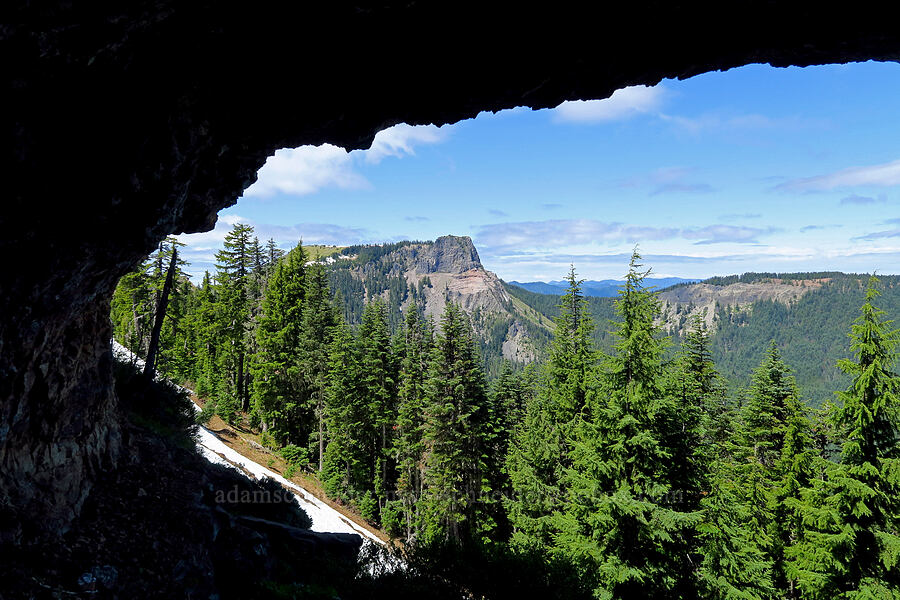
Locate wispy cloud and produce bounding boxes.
[854,228,900,241]
[622,166,714,196]
[553,85,666,123]
[541,203,564,210]
[650,182,714,196]
[840,193,886,205]
[404,216,430,222]
[800,224,843,232]
[682,225,778,245]
[475,219,680,253]
[363,123,447,164]
[488,209,508,217]
[719,212,762,221]
[775,158,900,192]
[475,219,778,254]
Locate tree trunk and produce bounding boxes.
[237,351,246,412]
[318,391,325,472]
[144,248,177,380]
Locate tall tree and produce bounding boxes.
[392,306,432,543]
[420,302,492,545]
[555,249,695,599]
[790,277,900,599]
[321,318,367,504]
[144,245,179,379]
[251,243,307,440]
[214,222,257,420]
[358,298,396,522]
[298,262,335,471]
[507,266,595,550]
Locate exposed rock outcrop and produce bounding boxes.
[5,2,900,541]
[658,280,822,335]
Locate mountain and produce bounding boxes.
[323,236,549,375]
[509,277,698,297]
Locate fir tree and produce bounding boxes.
[507,266,595,551]
[192,271,219,399]
[359,298,396,522]
[321,318,366,503]
[555,249,695,599]
[298,263,335,471]
[214,222,257,420]
[392,306,431,543]
[421,302,491,545]
[790,276,900,599]
[251,243,307,441]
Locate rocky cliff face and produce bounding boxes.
[390,235,483,275]
[4,2,900,543]
[658,280,823,335]
[339,236,535,362]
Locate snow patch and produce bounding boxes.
[111,340,383,545]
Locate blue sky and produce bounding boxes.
[179,61,900,283]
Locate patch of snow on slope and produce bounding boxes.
[111,341,382,544]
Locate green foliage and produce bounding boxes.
[195,400,216,426]
[111,230,900,599]
[507,266,596,551]
[251,242,308,441]
[790,277,900,599]
[420,302,493,545]
[554,249,697,599]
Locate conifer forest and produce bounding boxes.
[112,223,900,599]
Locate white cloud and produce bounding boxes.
[775,158,900,192]
[553,85,665,123]
[363,124,447,164]
[243,144,367,198]
[242,124,448,197]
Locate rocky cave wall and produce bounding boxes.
[3,1,900,541]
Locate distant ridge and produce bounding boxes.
[509,277,699,297]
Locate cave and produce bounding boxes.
[3,0,900,585]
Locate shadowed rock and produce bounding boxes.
[4,1,900,542]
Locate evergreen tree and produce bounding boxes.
[192,271,219,399]
[359,298,396,522]
[485,362,529,537]
[790,277,900,599]
[110,257,154,359]
[321,318,367,504]
[265,238,285,274]
[744,342,797,469]
[392,306,431,543]
[737,342,814,596]
[507,266,595,551]
[420,302,492,544]
[298,263,335,471]
[698,448,777,600]
[214,222,257,420]
[251,243,307,441]
[555,249,695,599]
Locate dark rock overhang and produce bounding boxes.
[3,0,900,541]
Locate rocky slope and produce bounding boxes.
[326,236,539,366]
[657,278,828,336]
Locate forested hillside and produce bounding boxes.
[513,272,900,408]
[112,229,900,598]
